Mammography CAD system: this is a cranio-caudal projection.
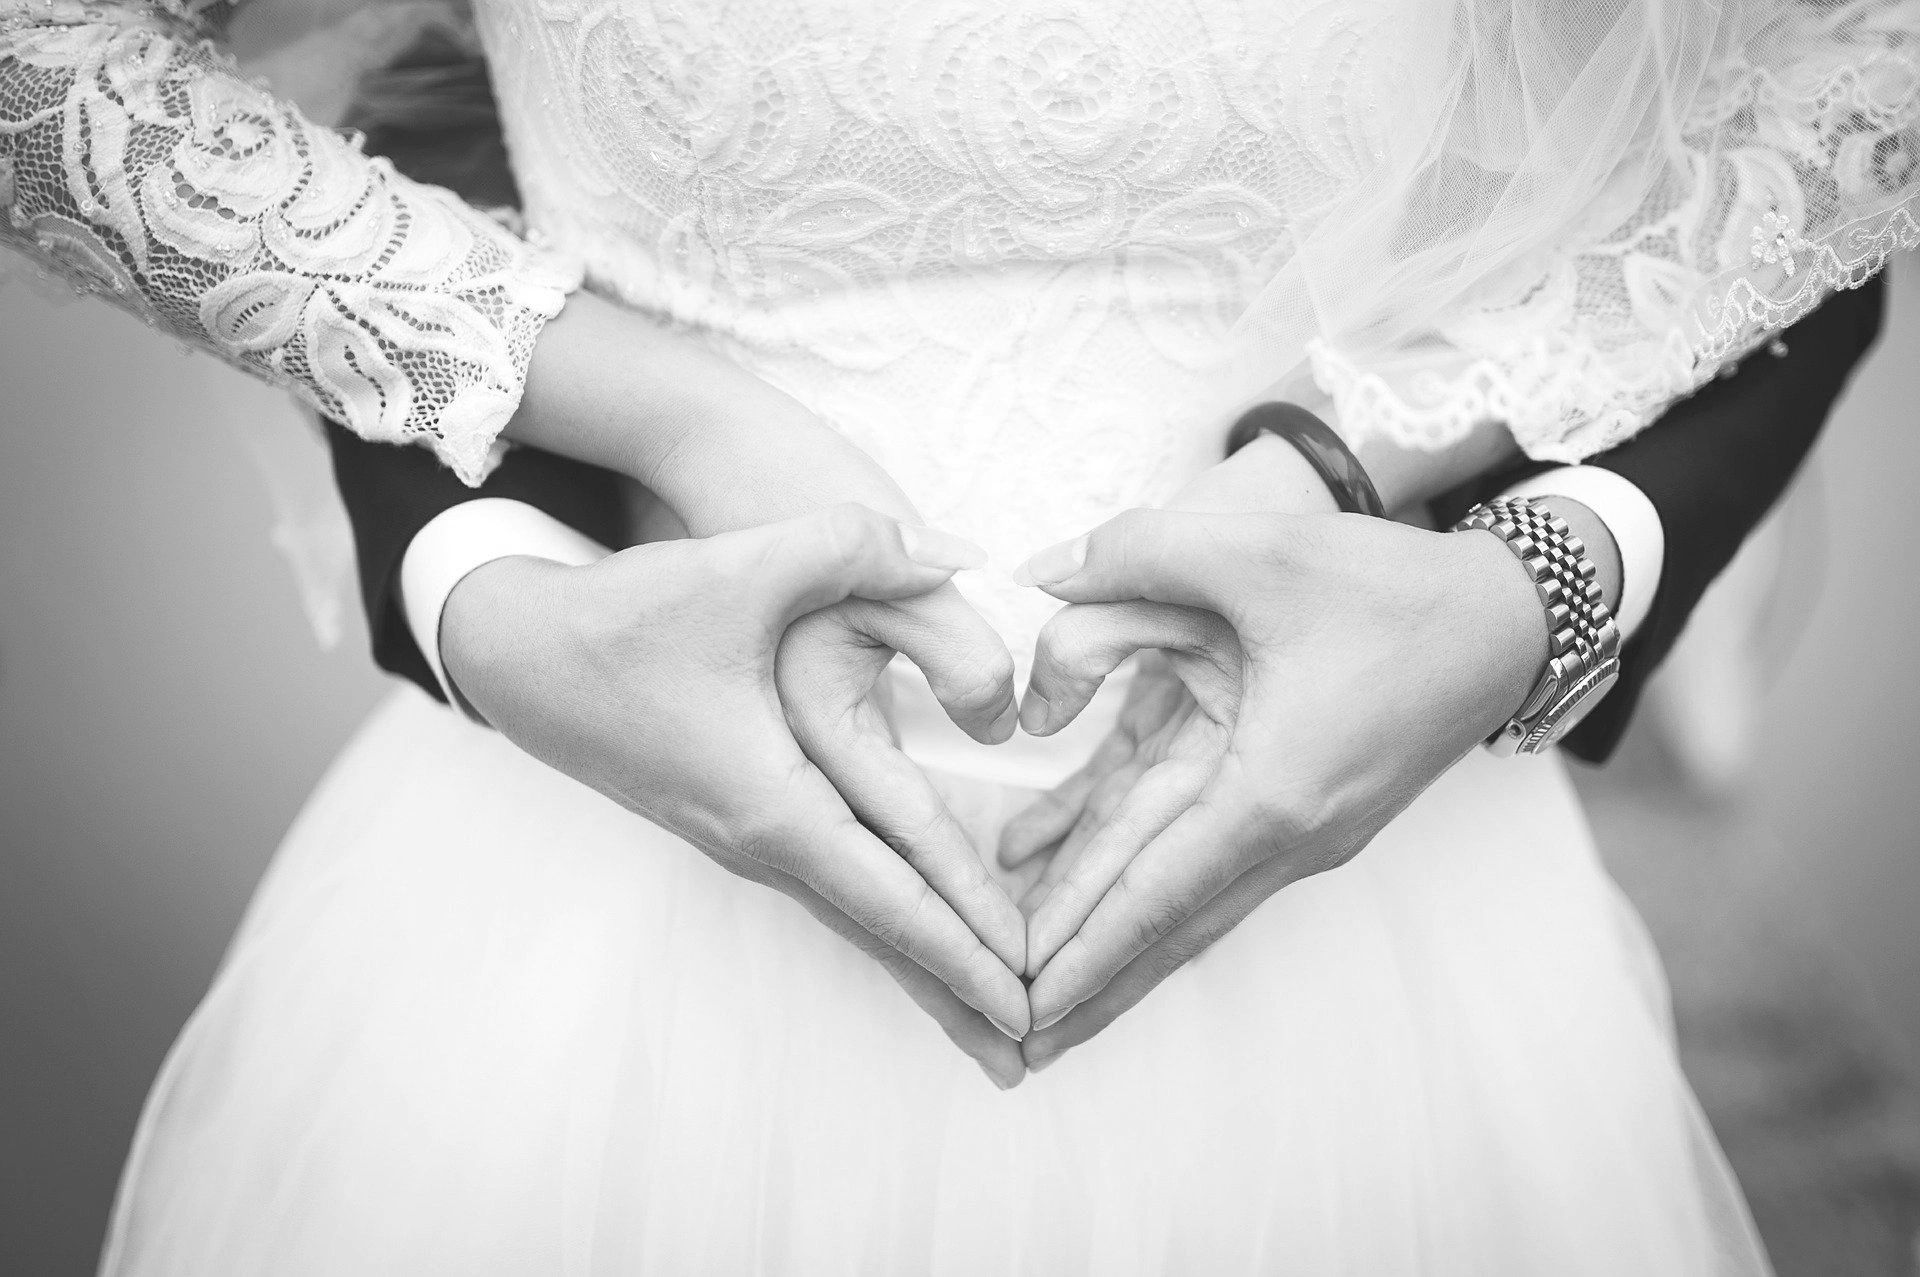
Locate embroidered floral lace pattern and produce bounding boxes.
[1308,0,1920,462]
[456,0,1919,646]
[474,0,1427,646]
[0,0,578,483]
[473,0,1918,514]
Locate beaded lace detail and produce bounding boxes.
[0,0,578,483]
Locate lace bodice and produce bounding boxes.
[4,0,1917,644]
[479,0,1383,643]
[0,0,576,482]
[471,0,1920,647]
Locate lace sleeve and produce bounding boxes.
[0,0,578,483]
[1302,0,1920,464]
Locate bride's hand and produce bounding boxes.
[1006,507,1550,1073]
[442,504,1032,1087]
[995,652,1229,920]
[995,432,1333,895]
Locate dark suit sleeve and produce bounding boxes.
[322,30,629,703]
[1434,273,1889,763]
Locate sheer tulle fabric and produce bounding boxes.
[103,689,1769,1276]
[1234,0,1920,461]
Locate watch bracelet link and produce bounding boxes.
[1452,497,1623,755]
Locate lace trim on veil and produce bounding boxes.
[1308,1,1920,463]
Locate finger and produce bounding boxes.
[1026,779,1266,1027]
[1023,757,1211,978]
[1029,752,1144,891]
[801,706,1028,973]
[758,770,1031,1037]
[1023,601,1230,737]
[1023,860,1283,1074]
[710,503,987,629]
[1012,507,1260,612]
[1016,759,1144,915]
[722,853,1026,1090]
[995,730,1133,869]
[857,589,1019,744]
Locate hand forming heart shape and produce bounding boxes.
[988,506,1550,1075]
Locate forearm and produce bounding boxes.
[505,289,921,534]
[1347,421,1625,620]
[1357,419,1521,514]
[1175,424,1623,615]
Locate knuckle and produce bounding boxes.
[817,502,880,570]
[1039,606,1106,668]
[731,812,798,870]
[1245,786,1328,843]
[1245,516,1303,573]
[1157,927,1214,973]
[1042,874,1090,920]
[943,645,1016,714]
[866,882,931,956]
[1108,506,1156,543]
[1109,877,1181,952]
[879,806,950,865]
[1030,618,1081,678]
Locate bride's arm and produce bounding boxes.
[0,0,567,483]
[0,0,872,518]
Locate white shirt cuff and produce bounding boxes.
[1497,466,1665,642]
[399,498,611,720]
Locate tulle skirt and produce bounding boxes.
[101,688,1770,1275]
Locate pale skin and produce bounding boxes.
[998,434,1622,1074]
[457,290,1621,1088]
[468,293,1038,1085]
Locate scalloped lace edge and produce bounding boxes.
[1310,199,1920,465]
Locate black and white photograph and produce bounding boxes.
[4,0,1920,1272]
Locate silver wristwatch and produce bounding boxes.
[1453,497,1623,756]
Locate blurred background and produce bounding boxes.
[3,259,1919,1275]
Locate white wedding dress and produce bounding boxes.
[6,0,1919,1272]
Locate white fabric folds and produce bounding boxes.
[103,690,1770,1276]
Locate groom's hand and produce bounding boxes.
[440,504,1032,1085]
[1010,508,1549,1072]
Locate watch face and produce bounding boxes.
[1524,664,1621,753]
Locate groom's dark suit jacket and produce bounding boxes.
[322,44,1889,765]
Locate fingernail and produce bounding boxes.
[1032,1007,1070,1032]
[1017,690,1051,736]
[1028,1052,1062,1075]
[988,1013,1024,1041]
[1012,535,1088,587]
[900,524,988,571]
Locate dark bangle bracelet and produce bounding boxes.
[1225,402,1387,519]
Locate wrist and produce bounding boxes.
[1450,498,1624,754]
[1354,426,1523,513]
[1449,530,1555,735]
[439,555,579,716]
[1169,432,1341,516]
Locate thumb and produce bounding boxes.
[709,503,986,629]
[1011,508,1252,613]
